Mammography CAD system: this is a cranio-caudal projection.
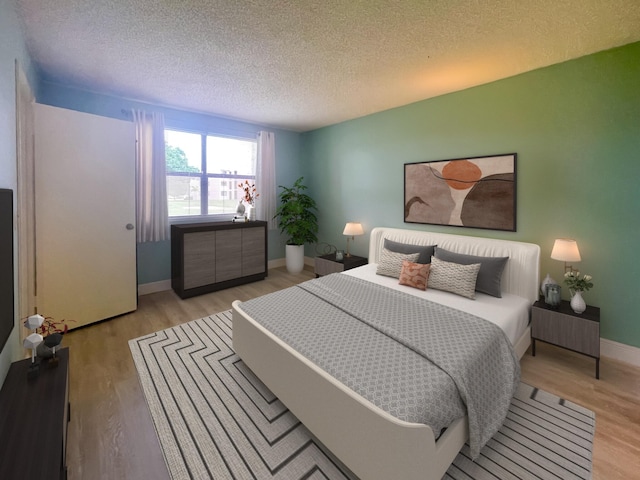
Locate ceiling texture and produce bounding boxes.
[14,0,640,132]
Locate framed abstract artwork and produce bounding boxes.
[404,153,517,231]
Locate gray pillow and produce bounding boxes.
[383,238,436,264]
[428,257,481,299]
[376,248,420,278]
[434,247,508,298]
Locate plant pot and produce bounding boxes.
[285,244,305,274]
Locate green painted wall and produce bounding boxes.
[302,42,640,348]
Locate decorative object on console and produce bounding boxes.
[570,291,587,314]
[23,315,45,376]
[564,271,593,314]
[246,205,255,221]
[343,222,364,257]
[404,153,516,231]
[29,315,74,364]
[239,180,259,205]
[239,180,258,221]
[551,238,581,273]
[24,313,44,331]
[233,200,248,222]
[544,283,562,309]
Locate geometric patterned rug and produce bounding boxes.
[129,311,595,480]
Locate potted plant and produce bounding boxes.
[274,177,318,274]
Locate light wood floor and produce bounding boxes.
[63,267,640,480]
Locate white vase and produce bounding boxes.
[246,205,255,221]
[285,244,305,274]
[570,290,586,314]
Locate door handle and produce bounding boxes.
[126,223,134,230]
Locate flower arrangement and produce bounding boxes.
[563,271,594,293]
[238,180,259,206]
[36,316,74,337]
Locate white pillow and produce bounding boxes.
[376,248,420,279]
[428,256,481,299]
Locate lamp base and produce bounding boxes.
[345,236,353,257]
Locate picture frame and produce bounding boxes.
[404,153,517,231]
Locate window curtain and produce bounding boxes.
[256,131,277,229]
[132,110,169,242]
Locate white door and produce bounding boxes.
[35,104,137,329]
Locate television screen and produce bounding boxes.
[0,189,14,351]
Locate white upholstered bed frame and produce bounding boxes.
[232,227,540,480]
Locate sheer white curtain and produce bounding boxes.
[132,110,169,242]
[256,131,277,229]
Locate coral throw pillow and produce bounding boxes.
[398,260,430,291]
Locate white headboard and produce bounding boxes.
[369,227,540,303]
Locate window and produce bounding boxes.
[165,129,257,218]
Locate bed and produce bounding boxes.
[232,227,540,480]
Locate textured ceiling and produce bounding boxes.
[15,0,640,131]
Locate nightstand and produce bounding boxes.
[531,299,600,378]
[314,253,368,277]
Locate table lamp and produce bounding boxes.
[343,222,364,257]
[551,238,581,274]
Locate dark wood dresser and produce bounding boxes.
[171,221,268,298]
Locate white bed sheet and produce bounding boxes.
[342,263,530,345]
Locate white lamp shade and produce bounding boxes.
[24,314,44,330]
[550,238,581,262]
[343,222,364,236]
[23,332,43,350]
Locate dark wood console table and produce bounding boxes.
[0,347,70,479]
[171,221,268,299]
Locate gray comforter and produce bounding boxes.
[238,273,520,458]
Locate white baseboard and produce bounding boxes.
[267,258,286,269]
[138,280,171,296]
[268,256,315,269]
[601,338,640,368]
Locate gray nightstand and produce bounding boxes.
[315,253,368,277]
[531,299,601,378]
